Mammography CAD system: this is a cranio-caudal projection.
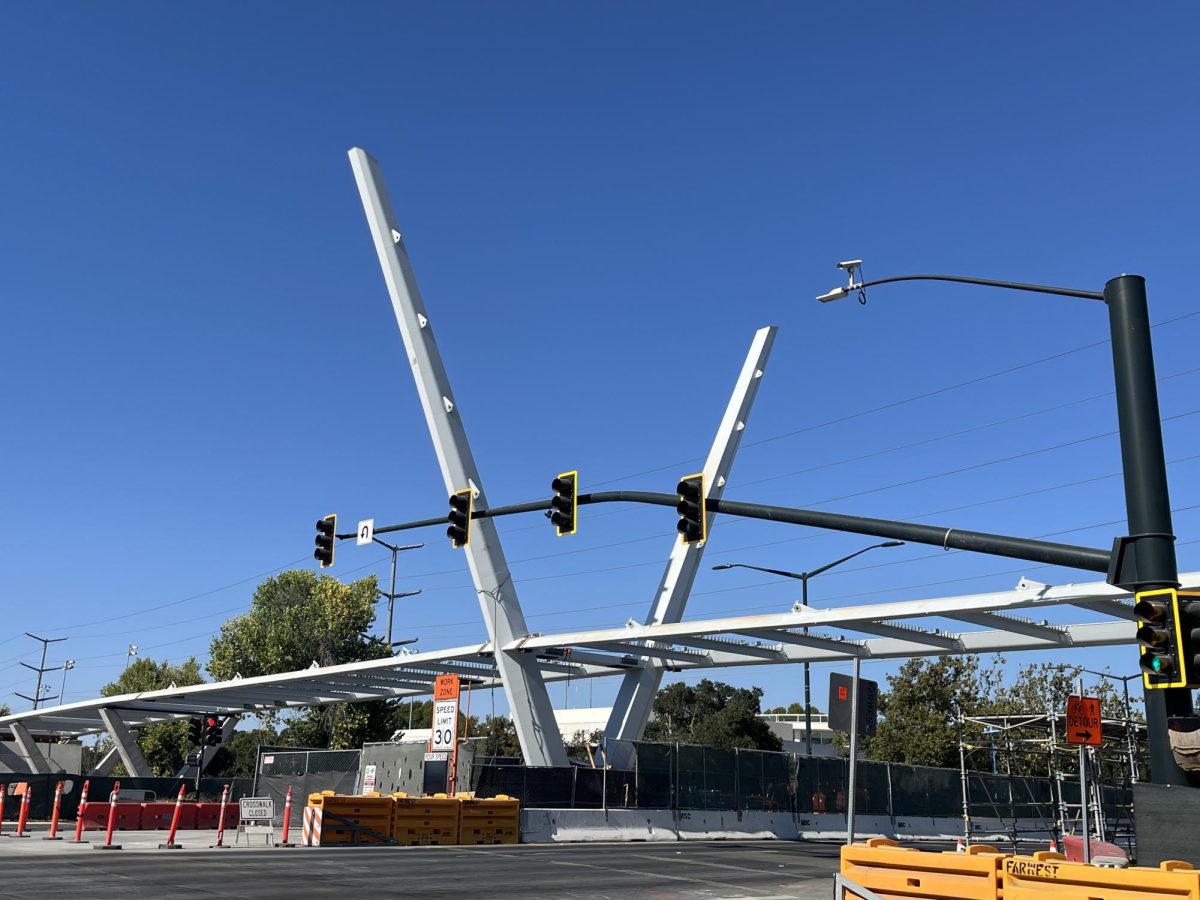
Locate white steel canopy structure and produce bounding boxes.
[3,571,1189,741]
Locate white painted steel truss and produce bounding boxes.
[4,572,1189,739]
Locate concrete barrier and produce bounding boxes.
[520,809,1054,845]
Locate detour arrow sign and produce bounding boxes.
[1066,695,1102,746]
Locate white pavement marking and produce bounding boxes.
[632,851,798,877]
[543,857,781,894]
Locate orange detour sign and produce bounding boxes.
[1066,695,1102,746]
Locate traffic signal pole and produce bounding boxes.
[1104,274,1191,786]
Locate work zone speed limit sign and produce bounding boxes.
[430,699,458,752]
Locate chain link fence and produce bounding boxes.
[470,740,1131,836]
[254,748,361,825]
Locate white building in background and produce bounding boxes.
[553,707,610,742]
[758,711,839,757]
[549,707,838,758]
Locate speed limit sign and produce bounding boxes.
[430,699,458,752]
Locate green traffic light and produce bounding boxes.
[1151,657,1163,672]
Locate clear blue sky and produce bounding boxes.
[3,3,1198,718]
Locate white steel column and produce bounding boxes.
[8,722,52,774]
[349,148,568,766]
[604,327,776,763]
[88,745,120,776]
[98,708,153,778]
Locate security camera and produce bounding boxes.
[837,259,862,271]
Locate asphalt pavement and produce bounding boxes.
[0,834,842,899]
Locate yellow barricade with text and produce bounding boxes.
[840,838,1006,900]
[459,794,520,845]
[1003,852,1200,900]
[390,792,461,846]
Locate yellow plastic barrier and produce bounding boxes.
[390,792,460,846]
[306,791,394,845]
[459,794,520,845]
[840,838,1006,900]
[1003,851,1200,900]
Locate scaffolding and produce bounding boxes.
[957,711,1145,858]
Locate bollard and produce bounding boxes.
[44,781,65,840]
[94,781,122,850]
[70,779,89,843]
[211,784,230,848]
[278,785,295,847]
[158,784,187,850]
[14,785,32,837]
[0,783,6,836]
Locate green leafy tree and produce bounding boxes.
[475,715,523,759]
[99,657,205,775]
[565,728,604,762]
[208,570,389,749]
[860,656,1001,768]
[644,679,781,751]
[209,725,279,778]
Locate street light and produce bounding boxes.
[59,660,75,706]
[713,540,904,755]
[814,260,1190,785]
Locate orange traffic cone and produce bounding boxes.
[956,838,965,852]
[1049,838,1058,853]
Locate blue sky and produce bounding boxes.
[3,3,1198,718]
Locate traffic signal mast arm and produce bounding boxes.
[361,491,1112,573]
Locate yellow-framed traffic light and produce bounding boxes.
[314,514,337,568]
[676,473,706,545]
[447,488,472,549]
[1135,587,1197,689]
[550,470,578,537]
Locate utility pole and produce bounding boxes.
[16,633,68,710]
[373,538,422,646]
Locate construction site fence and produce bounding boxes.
[470,742,1132,825]
[255,748,362,825]
[0,773,254,821]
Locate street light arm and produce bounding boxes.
[805,542,898,579]
[822,273,1104,302]
[716,562,807,580]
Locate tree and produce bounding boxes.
[861,656,1000,769]
[209,724,279,778]
[99,657,205,775]
[644,679,781,751]
[208,570,389,749]
[474,715,522,759]
[565,728,604,762]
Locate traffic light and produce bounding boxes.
[314,514,337,568]
[1135,588,1187,689]
[550,471,578,537]
[1180,590,1200,688]
[447,489,472,549]
[203,715,223,746]
[676,473,706,545]
[187,717,202,747]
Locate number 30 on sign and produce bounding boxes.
[430,700,458,752]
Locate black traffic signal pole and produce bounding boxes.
[357,490,1111,573]
[334,274,1188,783]
[1104,275,1189,786]
[826,271,1190,785]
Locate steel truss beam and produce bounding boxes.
[4,574,1194,739]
